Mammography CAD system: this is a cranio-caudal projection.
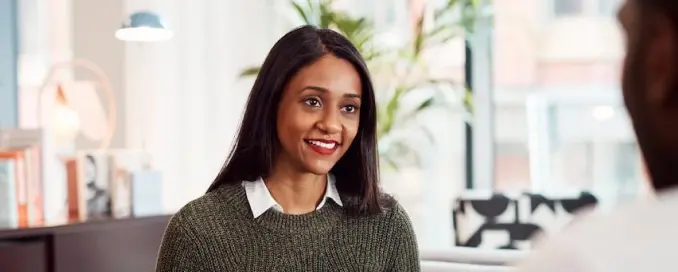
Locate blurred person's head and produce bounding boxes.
[208,25,382,214]
[619,0,678,191]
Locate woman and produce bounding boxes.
[156,25,420,271]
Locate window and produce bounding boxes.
[553,0,584,16]
[488,0,644,207]
[495,142,531,191]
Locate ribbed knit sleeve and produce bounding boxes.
[389,202,421,272]
[155,212,207,272]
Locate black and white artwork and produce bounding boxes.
[82,153,111,219]
[453,192,598,250]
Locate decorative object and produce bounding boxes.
[240,0,481,169]
[130,170,164,217]
[115,11,173,42]
[37,58,117,150]
[33,59,116,225]
[453,191,598,249]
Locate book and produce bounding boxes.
[0,159,18,228]
[0,128,52,226]
[64,158,80,222]
[0,151,28,228]
[108,150,150,218]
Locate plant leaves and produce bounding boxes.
[236,0,481,170]
[291,0,312,25]
[416,97,435,112]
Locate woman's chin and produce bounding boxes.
[303,160,336,175]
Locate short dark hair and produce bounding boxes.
[207,25,383,215]
[642,0,678,25]
[631,0,678,191]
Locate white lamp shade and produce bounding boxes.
[116,11,173,42]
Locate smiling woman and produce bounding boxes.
[155,25,420,272]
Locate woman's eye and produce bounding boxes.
[304,98,321,107]
[343,105,359,113]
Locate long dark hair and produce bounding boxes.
[207,25,383,215]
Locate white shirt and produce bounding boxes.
[242,174,343,218]
[514,188,678,272]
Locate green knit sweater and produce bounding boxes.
[155,183,420,271]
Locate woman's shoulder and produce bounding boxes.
[168,183,247,230]
[369,193,417,241]
[379,193,411,223]
[347,193,412,227]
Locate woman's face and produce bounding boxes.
[276,54,362,175]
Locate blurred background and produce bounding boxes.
[0,0,645,270]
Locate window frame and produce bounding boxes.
[465,0,495,190]
[552,0,586,17]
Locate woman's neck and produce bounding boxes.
[264,161,328,215]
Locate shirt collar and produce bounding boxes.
[242,173,343,218]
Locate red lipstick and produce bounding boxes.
[304,139,339,155]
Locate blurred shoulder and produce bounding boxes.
[515,189,678,272]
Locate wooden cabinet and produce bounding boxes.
[0,239,47,272]
[0,215,170,272]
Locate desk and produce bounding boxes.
[0,215,171,272]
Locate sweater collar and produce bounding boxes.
[242,173,343,218]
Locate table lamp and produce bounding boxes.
[38,59,117,150]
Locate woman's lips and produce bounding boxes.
[304,139,339,155]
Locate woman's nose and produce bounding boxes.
[316,110,341,134]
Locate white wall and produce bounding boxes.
[0,0,18,127]
[72,0,126,149]
[123,0,291,212]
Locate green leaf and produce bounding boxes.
[412,9,425,58]
[415,97,435,112]
[316,0,337,28]
[239,66,260,77]
[380,151,400,170]
[463,86,474,114]
[291,0,312,25]
[379,87,405,136]
[306,0,319,24]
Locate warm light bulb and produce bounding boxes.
[50,102,81,145]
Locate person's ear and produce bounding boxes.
[646,15,678,109]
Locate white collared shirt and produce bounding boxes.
[242,174,343,218]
